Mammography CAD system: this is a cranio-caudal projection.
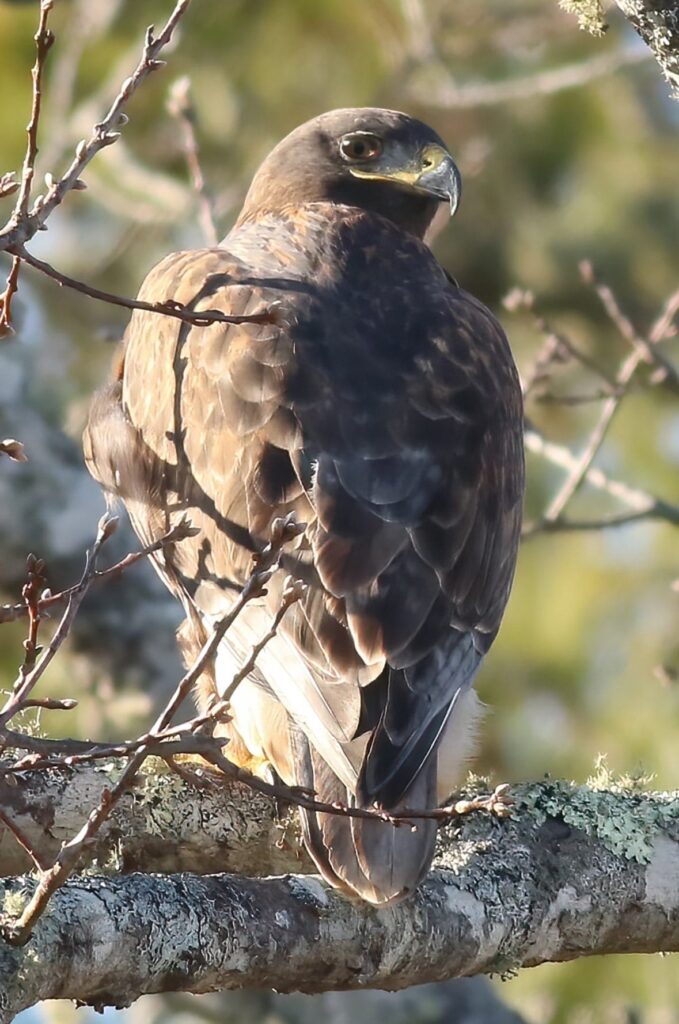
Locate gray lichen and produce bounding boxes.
[514,758,679,864]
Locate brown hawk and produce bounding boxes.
[84,108,524,905]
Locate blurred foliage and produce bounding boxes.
[1,1,678,1022]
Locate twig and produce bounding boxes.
[538,274,679,526]
[216,577,307,706]
[0,256,21,338]
[1,515,305,944]
[504,287,614,397]
[408,46,649,110]
[12,246,279,328]
[0,809,50,872]
[580,261,679,390]
[0,0,54,336]
[524,427,679,528]
[649,288,679,345]
[0,517,197,626]
[541,355,645,523]
[533,387,622,405]
[0,724,512,831]
[167,77,219,245]
[0,516,117,729]
[11,0,55,225]
[13,555,48,700]
[0,0,193,253]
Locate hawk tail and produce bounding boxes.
[290,728,437,905]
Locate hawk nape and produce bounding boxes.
[84,108,524,905]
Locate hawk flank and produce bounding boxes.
[84,108,524,904]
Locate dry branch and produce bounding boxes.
[0,0,276,334]
[514,273,679,536]
[0,0,192,254]
[167,76,219,245]
[14,247,280,330]
[0,515,306,945]
[0,774,677,1021]
[408,47,649,109]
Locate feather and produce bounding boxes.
[85,110,524,905]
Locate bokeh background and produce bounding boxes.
[1,1,678,1022]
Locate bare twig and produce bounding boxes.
[505,287,614,398]
[533,387,624,405]
[0,809,49,873]
[649,288,679,345]
[0,516,117,730]
[13,555,48,700]
[216,576,307,706]
[0,1,55,336]
[1,515,305,944]
[0,722,511,832]
[12,246,279,328]
[524,427,679,531]
[0,0,193,254]
[0,257,22,339]
[0,517,197,626]
[167,76,219,245]
[533,273,679,527]
[581,261,679,390]
[541,353,647,524]
[11,0,55,225]
[408,46,649,110]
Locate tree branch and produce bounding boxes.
[407,45,649,109]
[0,774,677,1021]
[0,759,307,879]
[13,247,280,329]
[610,0,679,96]
[0,0,193,253]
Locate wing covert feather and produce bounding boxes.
[86,204,523,840]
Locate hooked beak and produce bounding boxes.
[349,142,461,217]
[415,144,461,217]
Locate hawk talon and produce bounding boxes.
[447,784,514,820]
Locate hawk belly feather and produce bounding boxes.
[84,109,524,904]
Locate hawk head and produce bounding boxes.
[238,107,461,239]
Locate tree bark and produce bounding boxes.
[612,1,679,94]
[0,760,308,878]
[1,766,678,1022]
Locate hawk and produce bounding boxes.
[84,108,524,905]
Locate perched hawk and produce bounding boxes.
[84,108,524,904]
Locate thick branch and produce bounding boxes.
[0,772,677,1020]
[0,760,306,878]
[0,770,675,1019]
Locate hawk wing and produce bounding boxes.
[84,205,524,903]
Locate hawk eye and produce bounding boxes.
[339,133,383,162]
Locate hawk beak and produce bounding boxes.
[414,145,461,217]
[349,143,461,217]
